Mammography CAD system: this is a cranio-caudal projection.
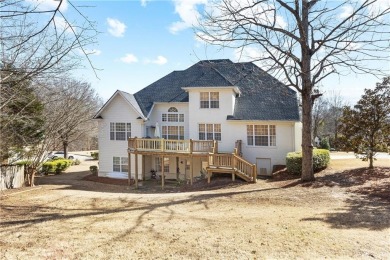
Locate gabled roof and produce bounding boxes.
[133,59,300,121]
[93,90,145,120]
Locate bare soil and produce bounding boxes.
[1,157,389,259]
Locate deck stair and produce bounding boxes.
[206,149,257,183]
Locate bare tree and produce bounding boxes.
[44,78,102,159]
[19,78,102,186]
[0,0,98,82]
[197,0,390,181]
[312,96,328,141]
[324,91,347,149]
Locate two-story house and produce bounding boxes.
[94,59,302,185]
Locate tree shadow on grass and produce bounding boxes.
[299,167,390,230]
[301,195,390,230]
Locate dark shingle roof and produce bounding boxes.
[134,59,300,121]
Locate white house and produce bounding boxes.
[94,59,302,184]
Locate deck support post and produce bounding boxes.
[207,170,211,184]
[128,152,132,186]
[190,156,193,186]
[161,155,165,190]
[142,155,145,181]
[135,152,138,189]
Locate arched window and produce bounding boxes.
[162,107,184,122]
[168,107,178,112]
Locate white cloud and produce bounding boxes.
[107,18,126,37]
[169,0,208,34]
[339,5,353,19]
[25,0,68,12]
[120,53,138,64]
[140,0,149,7]
[144,55,168,65]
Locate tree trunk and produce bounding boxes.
[300,0,315,182]
[63,140,68,159]
[301,90,314,181]
[27,167,36,187]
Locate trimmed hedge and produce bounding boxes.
[286,149,330,175]
[42,159,73,175]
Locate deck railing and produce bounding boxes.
[128,138,216,154]
[208,150,256,182]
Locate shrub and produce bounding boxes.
[91,152,99,160]
[73,159,81,165]
[286,149,330,175]
[320,137,330,150]
[90,165,98,175]
[42,159,73,175]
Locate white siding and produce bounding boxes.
[187,88,236,152]
[146,103,189,138]
[97,94,143,177]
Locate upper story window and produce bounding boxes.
[162,125,184,140]
[110,122,131,140]
[200,92,219,108]
[199,123,221,141]
[162,107,184,122]
[247,125,276,147]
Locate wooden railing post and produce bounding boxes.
[161,138,165,152]
[135,152,138,189]
[214,140,218,153]
[252,164,257,183]
[189,139,193,154]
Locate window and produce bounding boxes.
[247,125,276,147]
[110,122,131,140]
[198,124,221,141]
[113,157,128,172]
[162,107,184,122]
[162,126,184,140]
[200,92,219,108]
[155,157,169,173]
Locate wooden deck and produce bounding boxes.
[128,138,217,155]
[127,138,256,189]
[206,151,257,183]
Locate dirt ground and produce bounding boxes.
[1,156,389,259]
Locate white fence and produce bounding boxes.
[0,165,25,190]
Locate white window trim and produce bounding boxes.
[110,122,131,141]
[198,123,221,141]
[200,92,219,109]
[246,125,276,147]
[113,156,128,172]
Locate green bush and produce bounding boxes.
[89,165,98,175]
[320,137,330,150]
[73,159,81,165]
[286,149,330,175]
[42,159,72,175]
[91,152,99,160]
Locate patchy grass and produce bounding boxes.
[1,158,389,259]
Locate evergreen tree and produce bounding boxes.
[339,77,390,168]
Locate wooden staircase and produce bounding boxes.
[206,149,257,183]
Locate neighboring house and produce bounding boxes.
[94,59,302,183]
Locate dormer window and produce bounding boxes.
[200,92,219,108]
[162,107,184,122]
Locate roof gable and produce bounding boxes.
[94,90,146,119]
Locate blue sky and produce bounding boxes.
[38,0,390,104]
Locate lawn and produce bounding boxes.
[0,157,389,259]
